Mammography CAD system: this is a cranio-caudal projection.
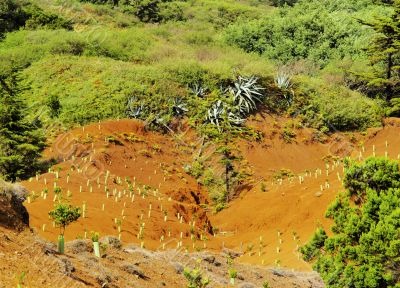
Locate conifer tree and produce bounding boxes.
[358,0,400,102]
[0,0,25,39]
[302,158,400,288]
[0,72,45,181]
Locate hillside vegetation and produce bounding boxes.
[2,1,400,287]
[1,0,397,136]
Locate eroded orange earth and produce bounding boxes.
[22,117,400,271]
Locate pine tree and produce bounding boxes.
[358,0,400,102]
[0,0,25,39]
[301,158,400,288]
[0,72,45,181]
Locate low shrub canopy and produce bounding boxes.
[301,158,400,288]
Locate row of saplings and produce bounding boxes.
[48,202,271,287]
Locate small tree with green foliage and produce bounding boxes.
[49,203,81,254]
[0,0,25,38]
[357,0,400,103]
[46,95,61,118]
[0,0,72,39]
[183,266,210,288]
[301,157,400,288]
[0,72,45,181]
[262,282,270,288]
[205,104,244,205]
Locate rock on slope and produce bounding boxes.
[0,180,29,231]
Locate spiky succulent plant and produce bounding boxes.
[190,83,208,98]
[171,98,188,117]
[206,100,244,131]
[206,100,225,128]
[228,76,265,115]
[275,71,294,105]
[126,97,144,119]
[274,71,292,90]
[227,110,245,126]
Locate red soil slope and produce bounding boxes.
[21,117,400,272]
[23,120,217,252]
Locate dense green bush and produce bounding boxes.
[0,0,26,38]
[79,0,186,23]
[0,0,72,39]
[302,158,400,288]
[133,0,186,23]
[0,28,152,71]
[269,0,298,7]
[225,0,373,65]
[293,76,383,131]
[344,157,400,200]
[314,90,383,131]
[387,98,400,116]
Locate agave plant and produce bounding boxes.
[171,98,188,117]
[283,90,295,106]
[275,71,294,105]
[126,97,144,119]
[206,100,225,128]
[190,83,208,98]
[229,76,265,115]
[147,113,166,127]
[227,110,245,126]
[206,100,244,131]
[274,71,292,90]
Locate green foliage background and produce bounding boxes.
[0,0,388,135]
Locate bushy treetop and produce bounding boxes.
[302,157,400,288]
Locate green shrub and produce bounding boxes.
[300,228,327,261]
[225,0,372,66]
[270,0,298,7]
[302,158,400,288]
[387,98,400,117]
[314,90,383,131]
[79,0,186,23]
[295,75,383,132]
[157,2,186,22]
[183,267,210,288]
[185,160,204,179]
[281,127,296,143]
[0,0,26,38]
[273,168,294,180]
[0,0,72,39]
[46,94,61,118]
[49,203,81,235]
[343,157,400,200]
[22,3,73,30]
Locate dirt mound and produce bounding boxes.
[0,181,29,231]
[0,225,323,287]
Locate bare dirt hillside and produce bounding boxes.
[19,117,400,275]
[0,183,323,288]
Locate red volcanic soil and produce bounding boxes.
[21,117,400,272]
[23,120,216,252]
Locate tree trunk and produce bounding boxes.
[386,52,393,102]
[225,138,230,203]
[225,151,229,203]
